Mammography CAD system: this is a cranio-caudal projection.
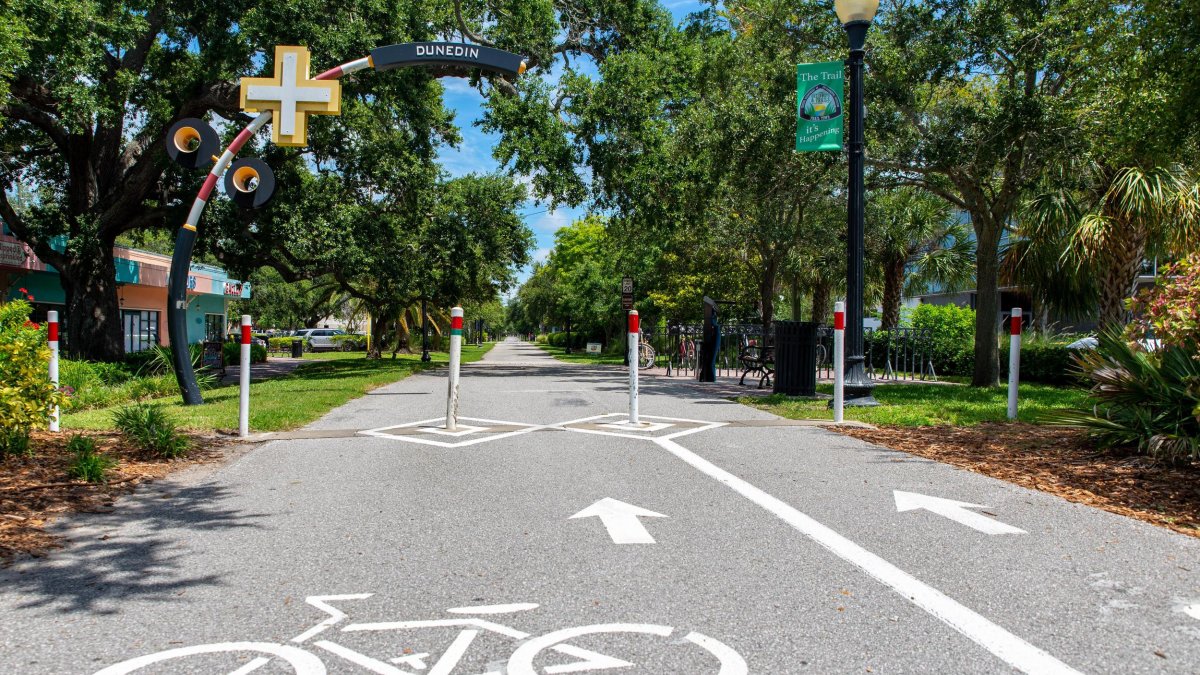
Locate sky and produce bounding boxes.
[435,1,710,288]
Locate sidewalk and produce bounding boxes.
[218,356,305,385]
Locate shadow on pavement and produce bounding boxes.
[0,483,265,615]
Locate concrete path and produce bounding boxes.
[2,339,1198,674]
[220,355,306,386]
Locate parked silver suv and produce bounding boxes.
[293,328,346,352]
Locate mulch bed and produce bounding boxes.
[839,423,1200,539]
[0,431,225,560]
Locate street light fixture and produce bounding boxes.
[835,0,879,406]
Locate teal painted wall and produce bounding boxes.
[186,294,228,344]
[4,272,65,304]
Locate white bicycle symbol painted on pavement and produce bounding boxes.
[93,594,747,674]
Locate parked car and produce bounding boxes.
[1066,336,1162,351]
[292,328,350,352]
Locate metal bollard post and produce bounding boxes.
[628,310,639,425]
[1008,308,1022,420]
[239,315,251,438]
[833,302,845,424]
[48,311,60,432]
[446,307,464,431]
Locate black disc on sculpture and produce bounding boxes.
[223,158,276,209]
[165,118,220,169]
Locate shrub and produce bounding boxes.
[1128,252,1200,352]
[906,303,976,376]
[546,331,589,349]
[112,403,190,458]
[329,334,367,351]
[534,334,548,344]
[222,341,268,365]
[0,300,64,438]
[268,336,308,352]
[1045,330,1200,464]
[999,334,1083,386]
[0,428,32,457]
[66,434,117,483]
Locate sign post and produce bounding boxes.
[239,315,252,438]
[833,302,845,424]
[628,310,639,426]
[795,61,845,153]
[446,307,464,431]
[1008,308,1022,420]
[48,311,60,433]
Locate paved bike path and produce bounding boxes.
[0,339,1198,674]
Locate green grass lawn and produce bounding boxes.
[63,344,493,433]
[743,381,1091,427]
[536,343,627,365]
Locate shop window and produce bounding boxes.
[205,313,226,342]
[122,310,160,353]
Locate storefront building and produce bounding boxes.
[0,232,250,352]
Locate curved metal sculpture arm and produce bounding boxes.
[168,56,371,404]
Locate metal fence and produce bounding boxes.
[645,322,937,383]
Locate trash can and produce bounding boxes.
[773,321,818,396]
[291,338,305,358]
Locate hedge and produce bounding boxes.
[223,342,268,365]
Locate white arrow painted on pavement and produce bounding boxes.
[893,491,1026,535]
[570,498,667,544]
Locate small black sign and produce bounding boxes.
[371,43,526,77]
[202,341,225,372]
[621,296,634,311]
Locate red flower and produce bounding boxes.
[18,288,27,294]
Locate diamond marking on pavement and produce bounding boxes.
[359,417,540,448]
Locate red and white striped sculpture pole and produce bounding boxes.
[833,302,845,424]
[628,310,639,425]
[446,307,464,431]
[48,311,60,433]
[239,315,252,438]
[1007,307,1022,420]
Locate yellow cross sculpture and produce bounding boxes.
[240,46,341,147]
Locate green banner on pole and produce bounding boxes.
[796,61,845,152]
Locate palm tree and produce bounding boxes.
[868,188,976,330]
[1013,165,1200,331]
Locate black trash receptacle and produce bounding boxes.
[291,338,305,358]
[773,321,818,396]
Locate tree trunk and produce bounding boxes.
[1096,222,1146,333]
[811,283,830,325]
[59,248,124,362]
[367,309,391,359]
[759,257,779,329]
[790,276,801,321]
[880,257,906,330]
[971,215,1002,387]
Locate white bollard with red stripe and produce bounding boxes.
[628,310,639,426]
[48,311,60,432]
[239,315,251,438]
[446,307,464,431]
[833,302,845,424]
[1007,308,1022,420]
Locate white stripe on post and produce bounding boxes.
[48,311,60,433]
[1007,308,1022,420]
[833,302,845,424]
[446,307,464,431]
[239,315,251,438]
[628,310,639,426]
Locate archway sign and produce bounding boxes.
[165,43,527,404]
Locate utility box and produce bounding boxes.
[773,321,818,396]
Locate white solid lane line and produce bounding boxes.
[654,436,1082,675]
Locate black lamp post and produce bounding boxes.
[420,296,431,362]
[836,0,879,406]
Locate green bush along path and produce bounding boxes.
[63,345,493,433]
[746,382,1090,427]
